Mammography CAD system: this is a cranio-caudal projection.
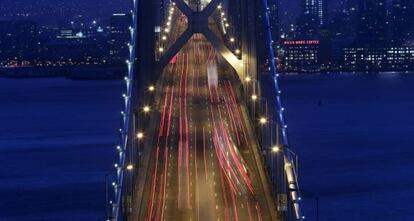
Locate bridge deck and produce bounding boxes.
[130,26,279,220]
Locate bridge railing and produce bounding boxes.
[251,0,305,220]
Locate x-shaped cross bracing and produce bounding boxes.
[158,0,244,78]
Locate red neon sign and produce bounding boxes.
[283,40,320,45]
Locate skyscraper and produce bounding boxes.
[296,0,326,39]
[0,21,14,61]
[268,0,280,43]
[357,0,387,45]
[302,0,325,26]
[391,0,414,44]
[109,13,131,64]
[0,20,38,62]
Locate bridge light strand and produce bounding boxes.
[112,2,138,220]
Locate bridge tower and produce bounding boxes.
[135,0,260,89]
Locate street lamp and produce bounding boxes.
[115,163,135,172]
[251,94,258,101]
[143,105,151,113]
[259,117,268,125]
[136,132,144,140]
[148,85,155,92]
[126,164,134,171]
[271,145,280,153]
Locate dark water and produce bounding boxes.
[0,78,123,221]
[281,73,414,221]
[1,73,413,221]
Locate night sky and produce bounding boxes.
[0,0,300,24]
[0,0,343,29]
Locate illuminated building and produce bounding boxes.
[0,20,38,64]
[343,47,414,71]
[279,40,320,72]
[268,0,280,43]
[296,0,326,39]
[391,0,414,44]
[357,0,387,44]
[109,13,131,64]
[56,29,86,39]
[302,0,325,25]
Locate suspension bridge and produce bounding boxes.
[109,0,304,220]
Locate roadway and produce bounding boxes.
[133,10,277,221]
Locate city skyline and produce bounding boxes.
[0,1,414,221]
[0,0,130,24]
